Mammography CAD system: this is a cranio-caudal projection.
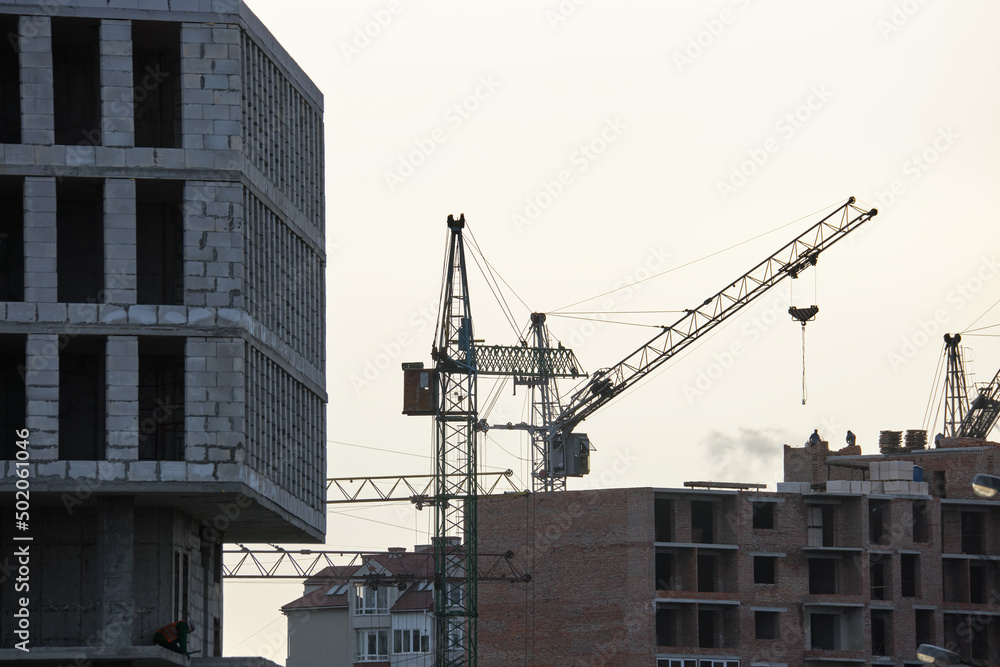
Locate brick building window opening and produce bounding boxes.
[0,176,24,302]
[807,504,834,547]
[0,15,21,144]
[869,555,889,600]
[58,336,106,461]
[52,17,101,146]
[136,180,184,305]
[132,21,181,148]
[753,556,776,584]
[810,612,839,650]
[932,470,947,498]
[915,609,935,646]
[961,511,985,555]
[691,500,714,544]
[871,610,892,656]
[901,553,919,597]
[393,629,429,654]
[138,337,185,461]
[697,554,717,592]
[356,629,388,662]
[970,563,987,603]
[752,501,774,529]
[656,552,674,590]
[755,611,779,640]
[913,499,930,543]
[0,335,27,460]
[655,498,674,542]
[869,500,889,544]
[697,609,718,648]
[354,584,387,614]
[656,608,678,647]
[56,179,104,304]
[808,558,836,595]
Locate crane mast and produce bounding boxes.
[943,333,971,437]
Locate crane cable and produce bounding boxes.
[921,341,948,433]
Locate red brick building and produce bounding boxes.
[477,437,1000,666]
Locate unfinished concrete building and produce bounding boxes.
[477,437,1000,666]
[0,1,325,663]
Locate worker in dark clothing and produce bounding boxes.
[846,430,856,446]
[154,620,194,655]
[808,429,821,445]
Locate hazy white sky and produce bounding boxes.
[226,0,1000,660]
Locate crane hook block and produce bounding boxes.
[788,305,820,326]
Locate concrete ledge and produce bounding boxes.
[0,645,187,665]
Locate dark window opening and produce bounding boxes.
[970,564,986,604]
[943,561,969,603]
[931,470,946,498]
[697,554,716,593]
[915,609,934,645]
[132,21,181,148]
[52,17,101,146]
[173,550,189,620]
[59,336,106,460]
[57,179,103,303]
[913,499,930,543]
[870,500,889,544]
[808,558,836,595]
[901,553,918,597]
[0,176,24,301]
[0,15,20,143]
[961,511,984,555]
[755,611,778,640]
[870,555,888,600]
[752,501,775,529]
[871,611,891,656]
[213,617,221,657]
[808,504,835,547]
[691,500,714,544]
[0,335,27,459]
[654,498,673,542]
[655,609,676,647]
[697,609,717,649]
[754,555,776,584]
[970,617,989,661]
[655,552,674,591]
[810,613,838,650]
[136,179,184,305]
[138,337,185,461]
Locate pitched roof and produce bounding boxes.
[390,587,433,612]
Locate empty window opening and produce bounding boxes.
[697,609,717,648]
[871,610,892,656]
[808,558,836,595]
[810,613,839,650]
[655,608,677,647]
[869,500,889,544]
[808,504,835,547]
[57,179,103,303]
[52,18,101,146]
[0,335,26,459]
[136,179,184,305]
[655,498,674,542]
[138,337,185,461]
[942,560,970,603]
[132,21,181,148]
[915,609,935,646]
[913,499,930,543]
[656,552,674,591]
[752,501,775,529]
[691,500,714,544]
[931,470,946,498]
[755,611,779,640]
[961,511,984,555]
[970,617,990,661]
[901,553,918,597]
[697,554,717,593]
[754,556,776,584]
[970,563,986,604]
[869,555,889,600]
[0,176,24,301]
[0,15,20,143]
[59,336,106,460]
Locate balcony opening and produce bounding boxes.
[52,17,101,146]
[752,501,774,529]
[961,511,984,554]
[808,504,834,547]
[755,611,778,640]
[808,558,836,595]
[943,560,970,603]
[57,179,104,303]
[0,335,26,459]
[901,553,918,597]
[697,609,717,648]
[869,554,889,600]
[871,610,892,656]
[915,608,935,646]
[691,500,714,544]
[810,612,839,650]
[655,608,677,646]
[869,499,889,544]
[0,176,24,301]
[138,337,185,461]
[912,499,930,543]
[754,555,776,584]
[132,21,181,148]
[655,552,674,591]
[655,498,674,542]
[59,336,106,461]
[136,179,184,305]
[970,563,986,603]
[697,554,717,592]
[0,15,20,143]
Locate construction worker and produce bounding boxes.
[808,429,821,445]
[154,619,194,655]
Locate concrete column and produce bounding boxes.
[106,336,138,463]
[104,178,136,305]
[23,176,57,304]
[97,497,135,648]
[18,15,54,146]
[100,19,134,148]
[25,333,59,462]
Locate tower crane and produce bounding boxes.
[405,197,876,665]
[937,332,1000,440]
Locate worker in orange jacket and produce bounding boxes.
[154,620,195,654]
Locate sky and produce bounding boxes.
[224,0,1000,661]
